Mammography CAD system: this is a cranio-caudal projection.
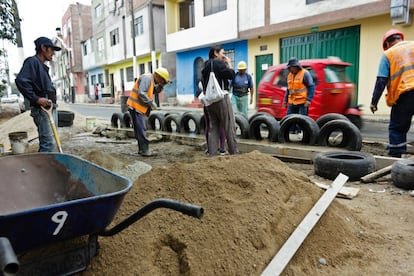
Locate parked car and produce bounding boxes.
[1,94,27,113]
[256,57,362,128]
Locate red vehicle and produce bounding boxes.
[257,57,362,128]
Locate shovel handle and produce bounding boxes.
[41,104,63,153]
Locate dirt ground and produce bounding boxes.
[1,104,414,276]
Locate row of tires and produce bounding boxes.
[314,151,414,190]
[111,111,363,151]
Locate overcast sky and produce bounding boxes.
[7,0,91,74]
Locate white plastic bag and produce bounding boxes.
[201,63,227,106]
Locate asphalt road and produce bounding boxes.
[66,103,414,143]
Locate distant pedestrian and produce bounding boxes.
[370,29,414,158]
[94,84,99,104]
[127,67,169,156]
[201,45,238,156]
[15,36,61,152]
[231,61,254,117]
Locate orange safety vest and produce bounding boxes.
[126,74,154,115]
[287,69,308,105]
[384,41,414,106]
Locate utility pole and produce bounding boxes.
[148,0,156,72]
[130,0,137,77]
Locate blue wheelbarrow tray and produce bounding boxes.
[0,153,133,255]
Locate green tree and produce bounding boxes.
[0,0,17,96]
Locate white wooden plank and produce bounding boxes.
[261,173,349,276]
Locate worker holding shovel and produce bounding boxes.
[15,37,61,152]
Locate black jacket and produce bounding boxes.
[201,59,235,95]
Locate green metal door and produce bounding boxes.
[280,26,360,93]
[255,54,273,103]
[255,54,273,88]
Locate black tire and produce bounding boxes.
[180,111,202,134]
[279,114,295,127]
[314,151,376,181]
[317,119,362,151]
[248,112,274,124]
[122,112,132,128]
[248,114,280,142]
[316,113,349,129]
[58,110,75,127]
[234,113,250,139]
[163,113,181,133]
[391,159,414,190]
[278,114,319,145]
[111,112,125,128]
[147,111,166,131]
[345,114,363,129]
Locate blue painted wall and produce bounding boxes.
[176,40,248,97]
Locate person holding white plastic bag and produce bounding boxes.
[201,45,239,156]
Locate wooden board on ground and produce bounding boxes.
[261,173,349,276]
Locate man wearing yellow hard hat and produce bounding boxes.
[230,61,254,117]
[127,67,169,156]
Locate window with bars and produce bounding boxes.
[110,28,119,46]
[134,16,144,36]
[126,66,134,81]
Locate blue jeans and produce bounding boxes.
[287,103,308,116]
[388,91,414,156]
[31,107,56,152]
[231,94,249,117]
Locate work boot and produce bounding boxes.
[139,150,152,157]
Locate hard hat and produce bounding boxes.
[237,61,247,70]
[382,29,404,50]
[154,67,169,83]
[286,57,302,69]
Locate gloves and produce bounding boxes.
[370,104,377,114]
[150,102,157,110]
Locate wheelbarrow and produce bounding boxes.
[0,153,203,275]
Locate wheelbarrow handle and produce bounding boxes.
[0,237,19,275]
[41,104,63,153]
[99,199,204,237]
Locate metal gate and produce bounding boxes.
[280,25,360,89]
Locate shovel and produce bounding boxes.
[41,104,63,153]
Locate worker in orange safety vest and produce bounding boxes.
[127,67,169,156]
[370,29,414,158]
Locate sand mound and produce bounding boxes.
[85,151,381,275]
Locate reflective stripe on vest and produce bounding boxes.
[126,74,154,114]
[287,69,308,105]
[385,41,414,106]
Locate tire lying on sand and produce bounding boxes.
[278,114,319,145]
[317,119,362,151]
[163,113,181,133]
[248,114,280,142]
[110,112,125,128]
[314,151,376,181]
[391,159,414,190]
[147,111,166,131]
[316,113,350,129]
[58,110,75,127]
[180,111,202,134]
[234,113,250,139]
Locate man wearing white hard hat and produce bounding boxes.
[127,67,169,156]
[230,61,254,117]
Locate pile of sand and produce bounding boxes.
[84,151,381,275]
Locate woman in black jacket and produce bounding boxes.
[201,45,239,156]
